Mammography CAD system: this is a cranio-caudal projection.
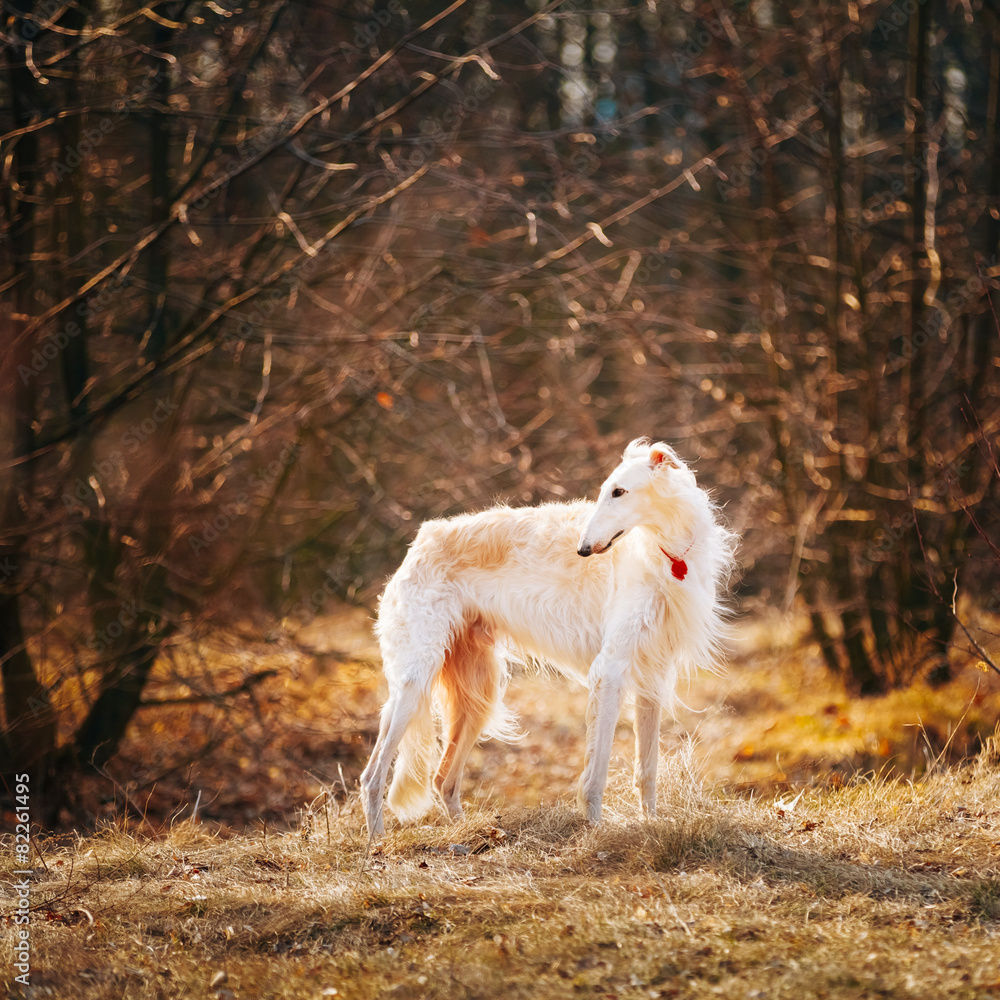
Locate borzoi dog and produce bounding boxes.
[360,438,736,836]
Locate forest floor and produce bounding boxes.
[3,606,1000,999]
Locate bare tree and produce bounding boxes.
[2,0,998,822]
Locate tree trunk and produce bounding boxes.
[74,642,161,770]
[896,0,938,679]
[69,14,180,772]
[1,5,58,789]
[824,10,883,694]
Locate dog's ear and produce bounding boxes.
[649,444,680,470]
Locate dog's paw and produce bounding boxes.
[578,788,603,824]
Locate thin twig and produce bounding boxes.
[137,668,278,707]
[907,481,940,600]
[951,572,1000,678]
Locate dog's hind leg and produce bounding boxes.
[633,693,661,817]
[433,619,501,821]
[362,578,464,837]
[360,676,434,838]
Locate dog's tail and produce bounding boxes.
[437,617,521,746]
[386,689,438,823]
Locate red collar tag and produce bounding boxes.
[659,545,691,580]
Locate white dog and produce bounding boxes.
[359,438,737,836]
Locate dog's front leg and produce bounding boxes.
[577,661,625,823]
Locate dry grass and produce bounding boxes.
[4,740,1000,999]
[5,608,1000,998]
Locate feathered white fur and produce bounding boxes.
[360,438,737,836]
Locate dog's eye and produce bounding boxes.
[611,487,627,498]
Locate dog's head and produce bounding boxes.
[576,438,692,557]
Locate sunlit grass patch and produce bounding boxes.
[676,611,1000,795]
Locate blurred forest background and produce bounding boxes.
[2,0,999,823]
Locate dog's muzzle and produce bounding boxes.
[578,530,622,557]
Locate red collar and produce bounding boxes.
[659,541,693,580]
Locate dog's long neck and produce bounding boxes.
[651,484,712,546]
[624,485,716,584]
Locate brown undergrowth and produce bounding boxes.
[76,605,1000,834]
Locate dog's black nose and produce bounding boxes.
[577,544,592,557]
